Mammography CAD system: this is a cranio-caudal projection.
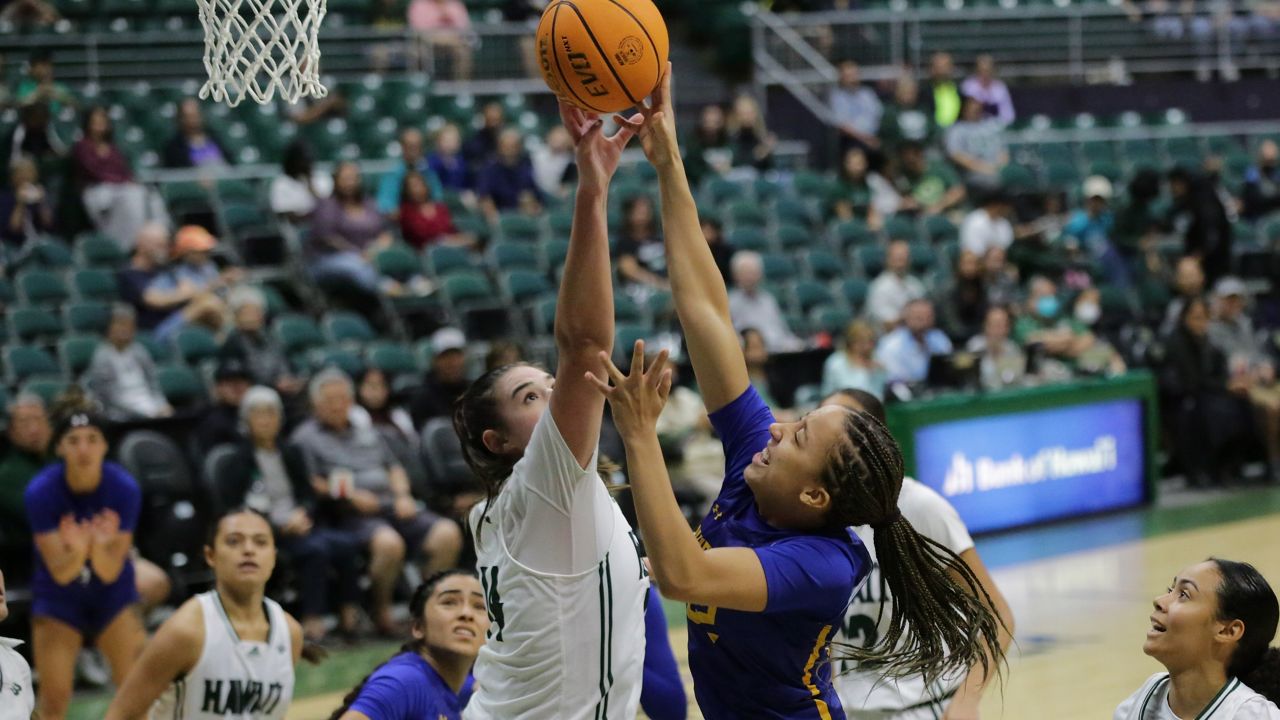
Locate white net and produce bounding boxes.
[196,0,329,106]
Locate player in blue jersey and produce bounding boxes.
[594,67,1005,720]
[331,570,489,720]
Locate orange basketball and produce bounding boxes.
[535,0,669,114]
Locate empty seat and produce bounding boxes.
[173,326,220,366]
[5,345,60,384]
[70,269,120,302]
[16,269,70,306]
[321,311,376,345]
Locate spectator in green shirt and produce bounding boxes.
[0,392,53,577]
[14,50,76,115]
[1015,276,1118,379]
[892,141,966,217]
[880,74,936,156]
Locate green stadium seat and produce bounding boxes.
[612,294,643,324]
[728,227,770,252]
[999,163,1039,193]
[21,378,68,406]
[216,179,259,204]
[5,345,60,384]
[1045,161,1081,190]
[793,171,832,200]
[775,223,811,252]
[23,240,75,269]
[173,326,219,366]
[7,307,63,343]
[703,177,746,206]
[63,301,111,335]
[373,244,423,282]
[136,333,172,363]
[840,277,870,310]
[58,336,99,378]
[646,290,674,320]
[534,297,558,336]
[832,219,875,249]
[853,245,886,276]
[761,252,797,282]
[489,242,539,271]
[321,311,376,345]
[883,215,919,242]
[365,341,420,376]
[221,203,271,237]
[924,215,959,242]
[792,280,835,313]
[547,209,574,238]
[1088,161,1122,182]
[0,277,16,307]
[158,364,207,406]
[501,269,553,305]
[426,245,475,277]
[542,239,569,271]
[16,269,70,306]
[811,306,853,335]
[1080,140,1117,164]
[310,346,366,377]
[1120,140,1158,166]
[498,214,542,243]
[70,269,120,302]
[803,249,844,281]
[727,200,766,227]
[613,324,652,366]
[441,272,498,311]
[272,315,324,365]
[775,198,815,228]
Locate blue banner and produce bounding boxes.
[912,398,1146,533]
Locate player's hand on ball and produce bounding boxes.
[558,100,636,191]
[586,340,673,439]
[614,62,678,167]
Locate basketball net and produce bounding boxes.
[196,0,329,106]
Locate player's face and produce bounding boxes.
[208,512,276,588]
[492,365,555,457]
[56,426,107,471]
[1145,561,1226,669]
[420,575,488,659]
[744,406,851,527]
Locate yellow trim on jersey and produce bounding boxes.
[801,624,834,720]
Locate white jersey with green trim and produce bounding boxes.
[835,478,975,715]
[464,410,649,720]
[150,591,294,720]
[1114,674,1280,719]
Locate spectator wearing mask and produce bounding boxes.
[161,98,231,169]
[1162,255,1207,336]
[218,285,303,396]
[291,369,463,634]
[408,327,471,426]
[1160,296,1253,487]
[936,249,989,343]
[269,140,332,223]
[821,320,887,398]
[683,104,732,186]
[476,128,542,224]
[1242,139,1280,220]
[892,141,966,217]
[1167,167,1232,283]
[615,194,669,299]
[0,393,53,580]
[727,251,804,353]
[427,123,471,193]
[830,146,899,229]
[147,224,239,341]
[946,95,1008,189]
[926,51,962,128]
[966,305,1026,390]
[462,102,505,165]
[1208,277,1280,481]
[960,54,1016,126]
[399,171,466,250]
[191,359,255,460]
[308,161,393,296]
[880,74,935,157]
[1014,276,1095,376]
[15,50,76,114]
[376,127,446,218]
[0,156,53,254]
[1063,176,1131,287]
[726,94,776,173]
[867,239,927,328]
[221,386,362,641]
[960,187,1014,257]
[407,0,474,79]
[73,106,166,250]
[874,298,954,385]
[829,60,883,158]
[1069,287,1127,375]
[86,305,173,421]
[530,125,577,199]
[118,223,173,332]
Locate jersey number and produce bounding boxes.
[839,614,878,672]
[479,565,505,641]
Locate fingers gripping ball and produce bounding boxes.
[536,0,669,114]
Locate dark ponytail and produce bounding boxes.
[823,410,1005,685]
[1210,557,1280,704]
[328,569,478,720]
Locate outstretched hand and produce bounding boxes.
[585,340,674,439]
[612,62,678,168]
[559,100,637,191]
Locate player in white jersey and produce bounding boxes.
[451,101,648,720]
[822,389,1015,720]
[1115,558,1280,720]
[105,507,304,720]
[0,567,35,720]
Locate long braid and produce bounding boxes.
[823,410,1006,686]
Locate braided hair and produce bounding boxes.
[328,569,478,720]
[823,409,1005,685]
[1210,558,1280,704]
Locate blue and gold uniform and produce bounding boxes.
[689,387,871,719]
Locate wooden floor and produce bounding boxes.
[283,509,1280,720]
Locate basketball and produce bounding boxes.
[535,0,670,114]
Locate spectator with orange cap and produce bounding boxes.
[145,224,239,341]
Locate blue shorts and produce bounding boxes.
[32,565,140,640]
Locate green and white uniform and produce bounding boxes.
[1115,674,1280,719]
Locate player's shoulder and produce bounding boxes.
[101,461,141,491]
[899,477,959,517]
[153,596,208,657]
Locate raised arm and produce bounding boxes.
[550,102,636,465]
[618,67,751,412]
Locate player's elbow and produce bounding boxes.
[553,324,612,359]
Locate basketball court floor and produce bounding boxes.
[63,483,1280,719]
